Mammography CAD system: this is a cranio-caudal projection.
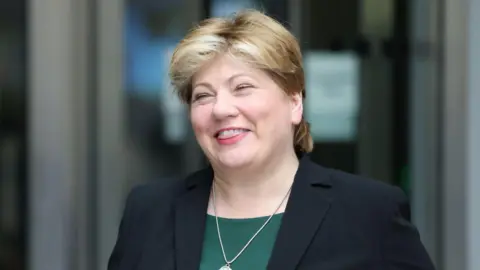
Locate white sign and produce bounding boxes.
[304,51,360,142]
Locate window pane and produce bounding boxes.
[0,2,27,270]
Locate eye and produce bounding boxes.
[192,93,210,102]
[235,83,253,90]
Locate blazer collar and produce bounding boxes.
[267,154,333,269]
[174,154,333,270]
[174,168,213,270]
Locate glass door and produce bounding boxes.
[300,0,410,188]
[0,1,27,270]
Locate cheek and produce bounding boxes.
[263,105,294,139]
[190,107,210,134]
[243,98,285,132]
[246,91,276,115]
[254,93,289,118]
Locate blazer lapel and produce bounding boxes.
[267,156,333,270]
[174,168,213,270]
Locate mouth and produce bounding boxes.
[214,128,251,139]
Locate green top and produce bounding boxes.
[199,214,283,270]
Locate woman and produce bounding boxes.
[108,10,435,270]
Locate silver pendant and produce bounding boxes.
[219,265,232,270]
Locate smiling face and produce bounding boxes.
[190,55,303,169]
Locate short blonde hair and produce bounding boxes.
[169,10,313,153]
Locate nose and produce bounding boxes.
[211,92,239,120]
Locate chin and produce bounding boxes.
[213,150,257,169]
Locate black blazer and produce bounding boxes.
[108,155,435,270]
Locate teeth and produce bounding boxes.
[217,129,247,139]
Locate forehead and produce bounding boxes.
[192,55,259,84]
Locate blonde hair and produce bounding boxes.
[169,10,313,153]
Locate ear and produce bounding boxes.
[290,92,303,125]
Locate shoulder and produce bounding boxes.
[126,179,184,211]
[311,162,409,220]
[124,168,211,219]
[109,170,211,270]
[310,163,414,240]
[328,167,406,202]
[306,163,434,268]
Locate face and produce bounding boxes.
[190,55,303,169]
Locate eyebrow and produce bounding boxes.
[192,73,252,90]
[192,82,214,91]
[228,73,251,83]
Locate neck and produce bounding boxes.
[209,150,299,218]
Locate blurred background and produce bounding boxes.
[0,0,479,269]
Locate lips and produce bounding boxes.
[215,128,250,139]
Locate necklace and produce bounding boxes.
[211,182,292,270]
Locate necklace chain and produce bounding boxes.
[211,182,292,268]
